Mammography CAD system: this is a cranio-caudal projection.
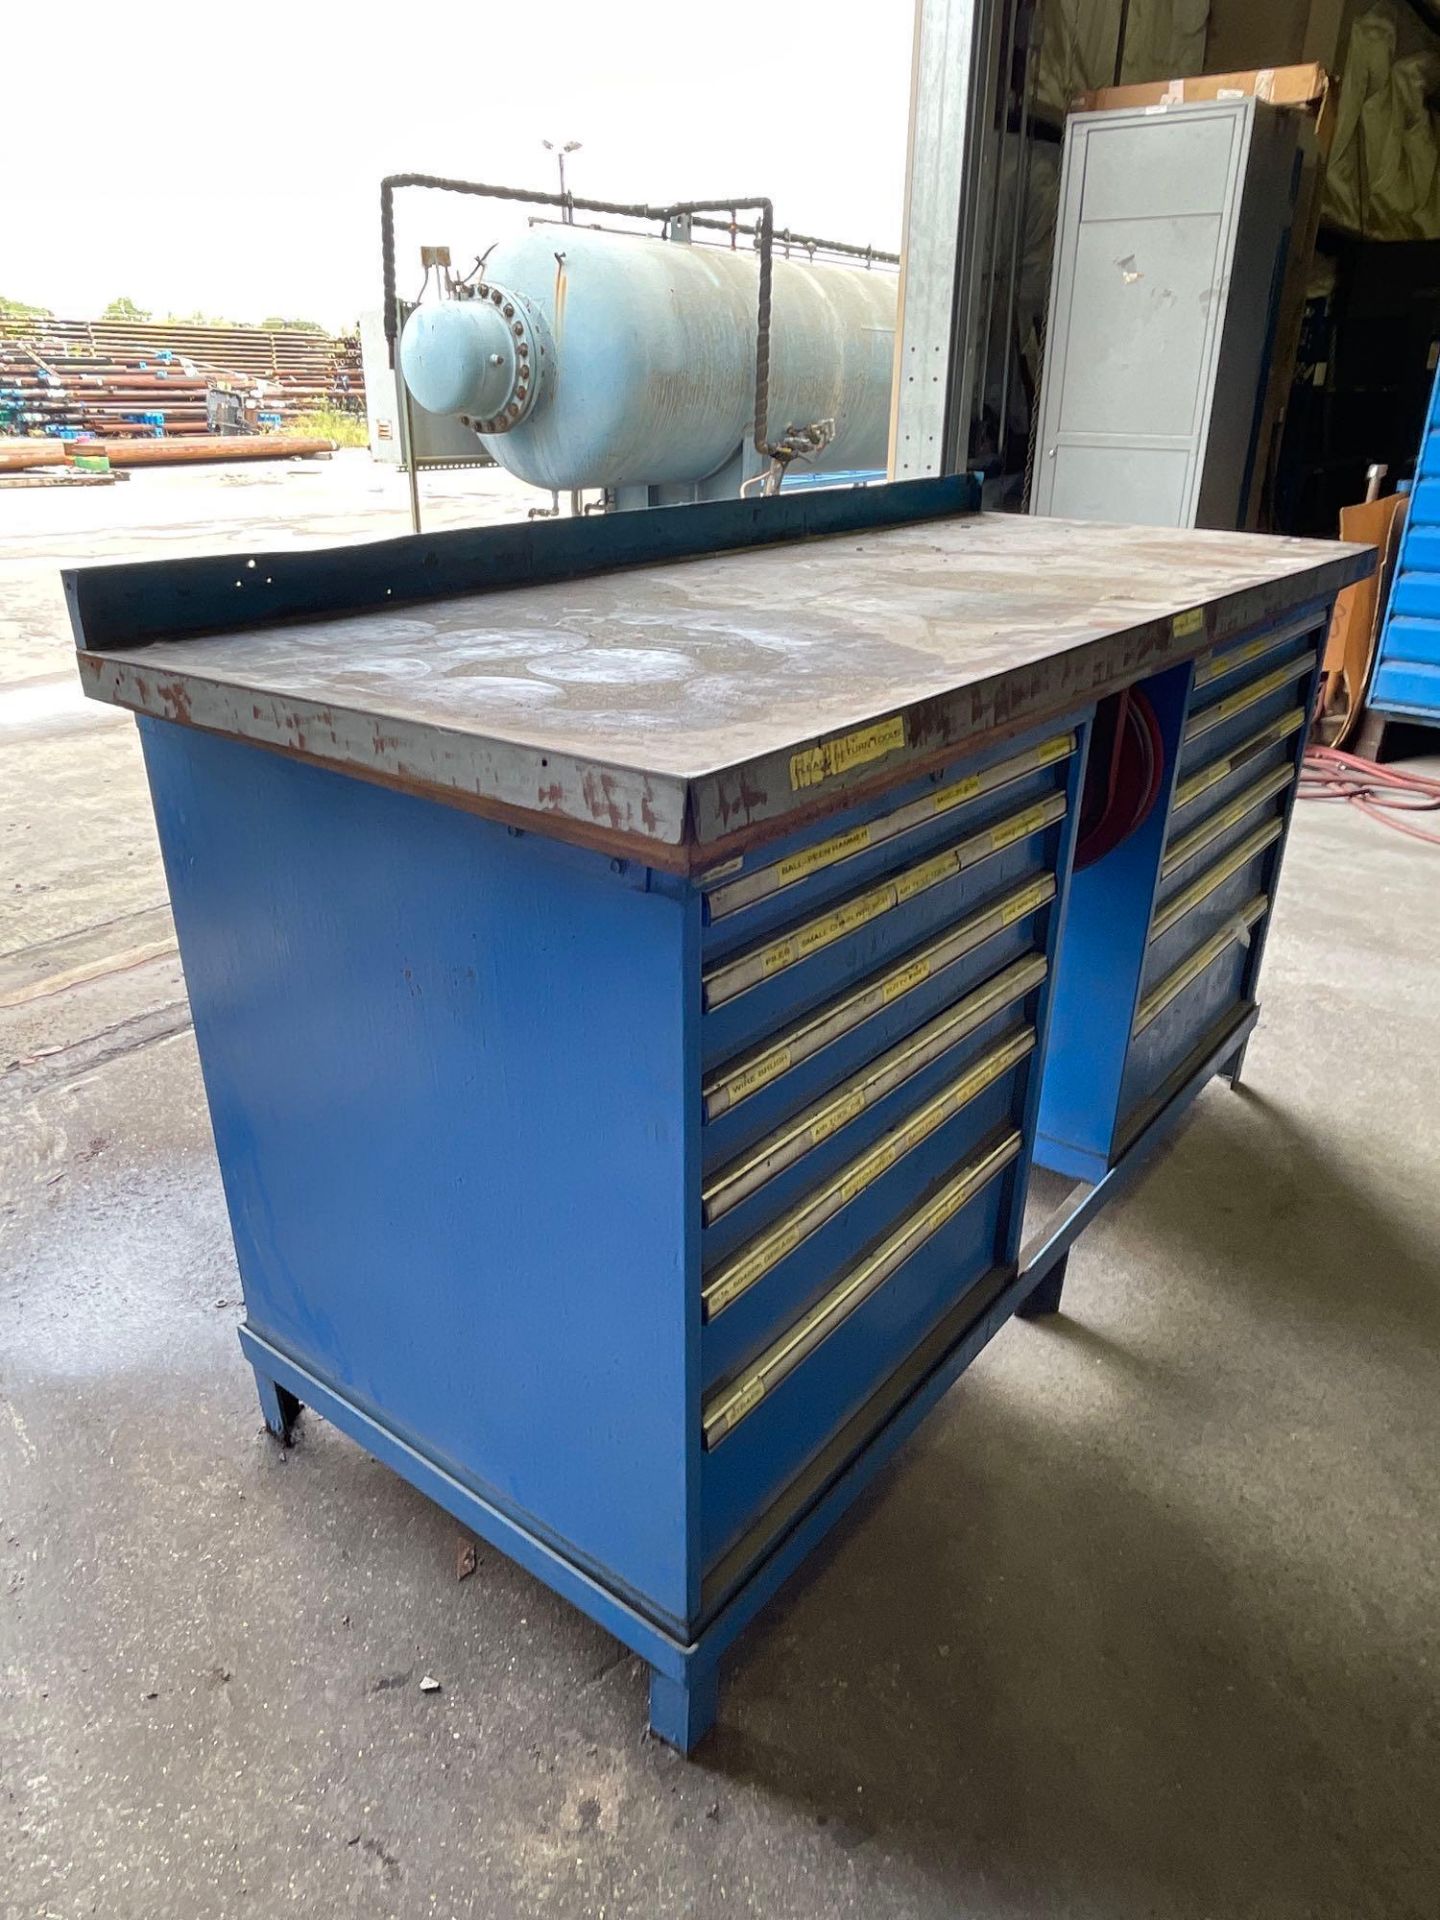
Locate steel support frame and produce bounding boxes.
[242,1231,1072,1753]
[889,0,1009,479]
[1017,1002,1260,1305]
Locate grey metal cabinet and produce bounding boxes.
[1031,99,1303,529]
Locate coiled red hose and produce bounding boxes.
[1074,688,1165,869]
[1299,745,1440,846]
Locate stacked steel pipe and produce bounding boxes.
[0,316,362,443]
[0,435,338,473]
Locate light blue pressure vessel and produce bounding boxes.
[399,226,896,492]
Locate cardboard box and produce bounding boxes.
[1319,492,1408,746]
[1073,63,1334,154]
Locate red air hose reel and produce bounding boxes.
[1073,688,1165,869]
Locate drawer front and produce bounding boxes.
[699,735,1073,1064]
[1144,819,1280,991]
[1188,612,1319,700]
[700,1129,1020,1565]
[703,954,1044,1231]
[702,1021,1034,1390]
[702,886,1050,1177]
[702,731,1073,932]
[1169,705,1305,821]
[1120,895,1267,1126]
[1178,622,1319,779]
[1159,763,1292,891]
[696,721,1079,1575]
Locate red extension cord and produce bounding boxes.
[1299,745,1440,846]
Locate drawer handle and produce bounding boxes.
[703,1026,1035,1319]
[703,792,1066,1010]
[1183,652,1316,745]
[703,952,1045,1224]
[703,1131,1022,1448]
[703,872,1055,1120]
[1134,895,1269,1034]
[1161,765,1293,878]
[1172,707,1304,812]
[705,733,1075,920]
[1192,613,1323,689]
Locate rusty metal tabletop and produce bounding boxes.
[71,499,1370,871]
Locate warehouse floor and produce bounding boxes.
[3,457,1437,1920]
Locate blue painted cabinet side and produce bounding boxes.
[1002,714,1092,1252]
[138,717,699,1630]
[1035,662,1192,1180]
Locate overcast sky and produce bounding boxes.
[3,1,915,330]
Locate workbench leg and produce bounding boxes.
[1222,1038,1250,1090]
[648,1662,718,1754]
[1017,1253,1068,1320]
[254,1368,302,1445]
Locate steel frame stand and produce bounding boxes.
[254,1370,302,1446]
[648,1666,719,1752]
[1017,1253,1068,1318]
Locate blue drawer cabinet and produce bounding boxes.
[67,482,1369,1751]
[1036,608,1324,1183]
[131,699,1085,1753]
[695,723,1079,1576]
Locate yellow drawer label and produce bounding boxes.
[1036,733,1074,765]
[708,1222,805,1312]
[725,1376,767,1423]
[932,772,982,816]
[789,715,906,792]
[719,1046,792,1106]
[894,850,959,904]
[775,823,873,887]
[921,1186,964,1235]
[800,889,893,955]
[963,1044,1017,1099]
[883,956,932,1003]
[753,884,896,981]
[760,937,798,977]
[1001,877,1052,926]
[1212,660,1304,723]
[1207,633,1268,677]
[809,1088,866,1147]
[895,1104,947,1158]
[990,802,1050,852]
[839,1146,890,1205]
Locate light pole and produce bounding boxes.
[542,139,582,218]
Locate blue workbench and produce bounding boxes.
[67,480,1369,1749]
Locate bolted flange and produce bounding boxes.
[399,284,553,435]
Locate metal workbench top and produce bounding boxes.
[70,481,1370,870]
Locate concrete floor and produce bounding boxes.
[3,456,1437,1919]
